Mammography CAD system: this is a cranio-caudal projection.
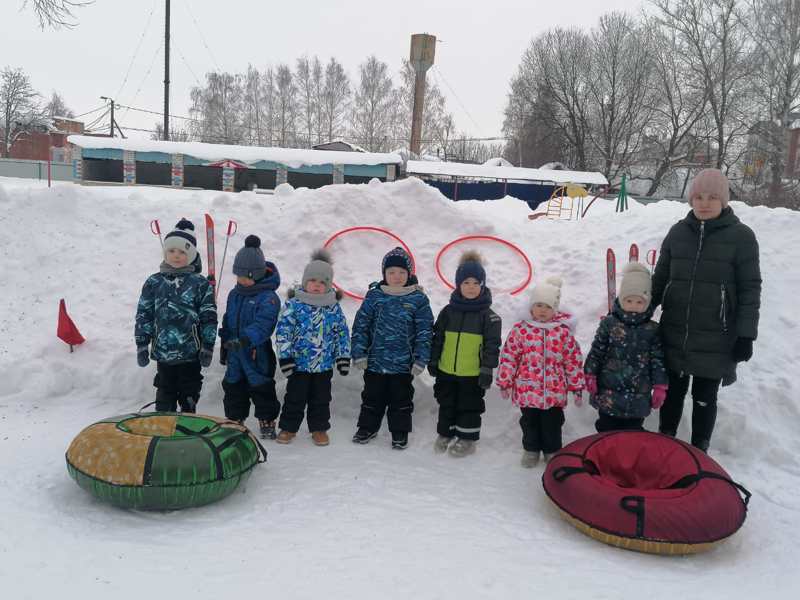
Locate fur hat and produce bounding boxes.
[455,250,486,287]
[302,249,334,291]
[688,168,730,207]
[163,218,198,264]
[618,262,652,306]
[382,246,413,277]
[531,276,563,310]
[233,235,267,281]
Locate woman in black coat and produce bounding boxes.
[651,168,762,451]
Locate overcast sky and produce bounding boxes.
[3,0,644,141]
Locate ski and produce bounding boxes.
[647,249,657,273]
[205,213,216,291]
[606,248,616,313]
[629,243,639,263]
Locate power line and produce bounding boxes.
[181,0,221,71]
[114,0,159,100]
[431,66,484,136]
[173,38,203,87]
[73,105,106,119]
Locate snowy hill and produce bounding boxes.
[0,176,798,599]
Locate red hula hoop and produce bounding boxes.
[435,235,533,295]
[323,226,416,301]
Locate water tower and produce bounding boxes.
[409,33,436,156]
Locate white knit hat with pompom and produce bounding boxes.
[531,276,563,310]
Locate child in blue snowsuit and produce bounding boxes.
[351,247,434,449]
[135,219,217,413]
[274,250,351,446]
[219,235,282,438]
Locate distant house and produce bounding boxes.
[312,140,367,153]
[1,116,84,161]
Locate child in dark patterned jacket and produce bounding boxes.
[350,247,434,450]
[584,262,668,433]
[274,250,351,447]
[135,219,217,414]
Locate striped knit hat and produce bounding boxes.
[163,218,198,263]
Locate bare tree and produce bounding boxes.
[311,57,324,145]
[23,0,92,29]
[273,64,297,147]
[45,90,73,118]
[517,28,593,170]
[189,71,245,145]
[1,67,41,157]
[650,0,754,170]
[350,56,393,151]
[152,121,192,142]
[746,0,800,202]
[241,65,273,146]
[585,13,655,181]
[321,57,351,143]
[639,22,709,195]
[296,56,318,148]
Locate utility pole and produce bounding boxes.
[100,96,115,137]
[409,34,436,157]
[163,0,171,141]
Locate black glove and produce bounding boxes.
[279,357,296,377]
[224,335,251,352]
[336,357,350,376]
[733,337,753,362]
[219,344,228,366]
[427,363,438,378]
[136,346,150,368]
[478,367,493,390]
[199,346,214,368]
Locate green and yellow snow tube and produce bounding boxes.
[66,413,266,510]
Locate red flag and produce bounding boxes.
[57,299,85,350]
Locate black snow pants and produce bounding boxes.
[659,371,721,451]
[154,361,203,413]
[433,373,486,441]
[278,371,334,433]
[356,371,414,434]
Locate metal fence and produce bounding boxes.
[0,158,73,182]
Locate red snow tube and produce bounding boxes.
[542,432,750,555]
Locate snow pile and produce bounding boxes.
[0,176,799,598]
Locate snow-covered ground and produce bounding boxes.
[0,176,798,599]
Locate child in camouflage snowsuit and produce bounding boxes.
[274,250,351,446]
[584,262,668,432]
[351,247,434,450]
[135,219,217,413]
[429,251,502,457]
[219,235,282,438]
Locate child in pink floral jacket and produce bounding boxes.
[495,276,585,467]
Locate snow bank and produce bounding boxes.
[0,176,798,598]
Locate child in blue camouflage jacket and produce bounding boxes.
[135,219,217,413]
[274,250,351,446]
[219,235,282,438]
[350,247,434,450]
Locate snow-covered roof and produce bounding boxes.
[482,157,513,167]
[68,135,402,168]
[406,160,608,186]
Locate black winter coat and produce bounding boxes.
[584,301,668,419]
[651,207,761,384]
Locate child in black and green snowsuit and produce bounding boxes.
[429,251,502,457]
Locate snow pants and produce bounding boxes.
[154,361,203,413]
[595,412,645,433]
[433,373,486,441]
[222,341,279,422]
[356,371,414,434]
[659,371,721,451]
[519,406,564,453]
[278,371,334,433]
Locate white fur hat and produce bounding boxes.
[531,276,563,310]
[619,262,652,305]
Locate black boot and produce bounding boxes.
[259,419,277,440]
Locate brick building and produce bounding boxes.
[1,117,84,161]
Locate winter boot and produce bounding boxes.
[391,431,409,450]
[276,430,296,444]
[259,419,277,440]
[352,428,377,444]
[692,438,710,453]
[448,438,476,458]
[434,435,452,454]
[521,450,541,468]
[178,395,197,414]
[543,452,555,463]
[311,431,330,446]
